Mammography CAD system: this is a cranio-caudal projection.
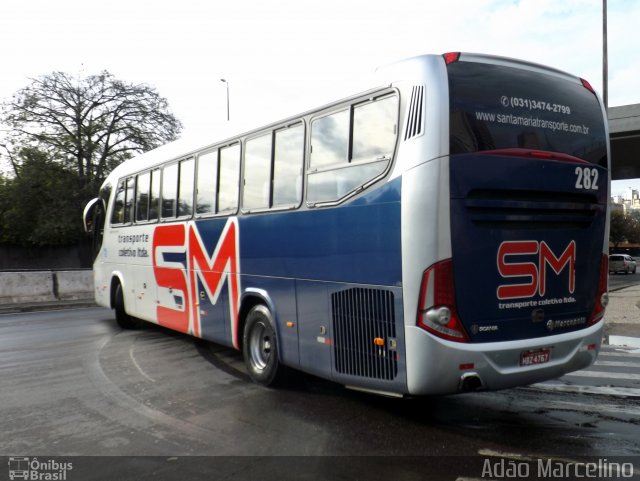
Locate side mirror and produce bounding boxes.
[83,197,104,234]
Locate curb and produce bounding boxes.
[0,299,97,315]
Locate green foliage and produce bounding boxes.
[0,148,94,246]
[2,70,182,187]
[0,70,182,247]
[610,210,640,247]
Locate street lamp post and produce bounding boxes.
[220,79,230,121]
[603,0,608,111]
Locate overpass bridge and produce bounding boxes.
[610,104,640,180]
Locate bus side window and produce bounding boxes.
[308,94,397,204]
[122,177,135,224]
[178,157,194,217]
[273,123,304,207]
[218,143,240,214]
[136,171,151,222]
[243,133,272,211]
[196,150,217,215]
[149,169,160,221]
[310,109,349,170]
[162,163,178,219]
[352,96,397,162]
[111,179,126,224]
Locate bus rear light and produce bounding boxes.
[443,52,461,65]
[587,254,608,326]
[580,78,596,94]
[481,148,589,165]
[529,150,554,160]
[417,259,469,342]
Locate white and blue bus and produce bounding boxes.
[84,52,610,396]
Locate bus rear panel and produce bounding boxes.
[405,53,608,395]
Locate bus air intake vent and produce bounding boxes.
[331,287,398,380]
[465,189,602,229]
[404,86,424,141]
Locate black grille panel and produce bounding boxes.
[332,288,398,380]
[465,189,603,229]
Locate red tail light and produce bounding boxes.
[417,259,469,342]
[480,148,590,165]
[580,78,595,94]
[443,52,461,65]
[587,254,609,326]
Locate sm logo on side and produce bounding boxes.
[152,218,241,347]
[496,240,575,300]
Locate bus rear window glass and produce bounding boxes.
[447,61,607,166]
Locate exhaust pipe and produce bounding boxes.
[459,372,483,392]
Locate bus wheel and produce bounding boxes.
[242,304,285,386]
[114,283,142,329]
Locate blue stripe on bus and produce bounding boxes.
[195,176,403,287]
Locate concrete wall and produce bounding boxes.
[0,270,94,305]
[0,243,92,270]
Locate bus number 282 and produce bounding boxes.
[575,166,599,191]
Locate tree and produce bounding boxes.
[609,210,640,248]
[0,147,89,246]
[1,70,182,190]
[0,70,182,249]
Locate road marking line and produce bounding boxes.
[565,370,640,380]
[593,360,640,368]
[129,344,156,383]
[609,335,640,350]
[532,382,640,398]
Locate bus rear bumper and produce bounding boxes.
[404,320,604,396]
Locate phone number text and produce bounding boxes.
[501,96,571,115]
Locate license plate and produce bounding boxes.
[520,348,551,366]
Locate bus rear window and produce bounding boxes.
[447,61,607,167]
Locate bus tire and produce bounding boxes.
[114,283,142,329]
[242,304,285,387]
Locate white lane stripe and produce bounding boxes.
[598,353,640,362]
[608,335,640,349]
[601,348,640,358]
[564,370,640,380]
[129,344,156,383]
[532,382,640,398]
[592,360,640,368]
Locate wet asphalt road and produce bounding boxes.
[1,307,639,480]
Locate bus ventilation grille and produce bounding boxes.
[465,189,602,229]
[404,86,424,141]
[331,288,398,381]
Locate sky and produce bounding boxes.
[1,0,639,193]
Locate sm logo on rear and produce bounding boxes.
[496,240,575,300]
